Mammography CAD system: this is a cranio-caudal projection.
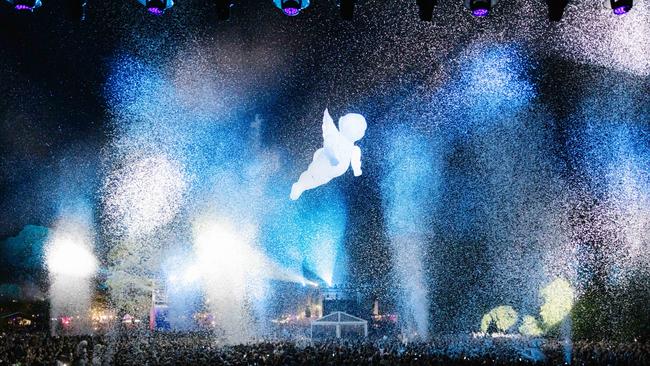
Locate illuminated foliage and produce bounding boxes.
[480,305,518,333]
[519,315,544,337]
[540,278,575,329]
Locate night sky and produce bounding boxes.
[1,0,649,333]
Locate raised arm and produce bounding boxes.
[351,145,362,176]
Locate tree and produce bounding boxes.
[0,225,50,286]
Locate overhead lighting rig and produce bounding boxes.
[274,0,310,17]
[6,0,42,12]
[609,0,633,15]
[136,0,173,16]
[466,0,495,17]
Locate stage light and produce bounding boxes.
[338,0,354,20]
[10,0,42,11]
[282,0,301,16]
[146,0,165,15]
[193,221,264,284]
[610,0,633,15]
[46,238,97,278]
[416,0,436,21]
[281,0,301,16]
[469,0,489,17]
[547,0,569,22]
[216,0,233,20]
[273,0,310,17]
[138,0,173,16]
[466,0,494,17]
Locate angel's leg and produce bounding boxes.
[290,149,334,200]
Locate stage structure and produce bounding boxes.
[321,285,364,317]
[310,311,368,340]
[149,281,170,330]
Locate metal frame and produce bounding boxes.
[310,311,368,340]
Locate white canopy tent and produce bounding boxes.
[310,311,368,340]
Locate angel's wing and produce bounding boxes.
[322,108,339,144]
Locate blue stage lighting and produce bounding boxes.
[7,0,42,12]
[136,0,173,16]
[273,0,310,17]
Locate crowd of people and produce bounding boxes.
[0,331,648,365]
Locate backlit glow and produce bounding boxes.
[283,7,300,16]
[194,220,262,277]
[472,8,489,17]
[613,6,630,15]
[46,238,97,278]
[147,7,164,15]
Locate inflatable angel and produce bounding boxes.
[290,109,367,200]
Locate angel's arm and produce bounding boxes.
[351,146,362,176]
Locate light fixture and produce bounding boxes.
[273,0,310,17]
[282,0,301,16]
[139,0,173,16]
[610,0,633,15]
[468,0,491,17]
[10,0,42,11]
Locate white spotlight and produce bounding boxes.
[46,238,97,278]
[194,221,262,276]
